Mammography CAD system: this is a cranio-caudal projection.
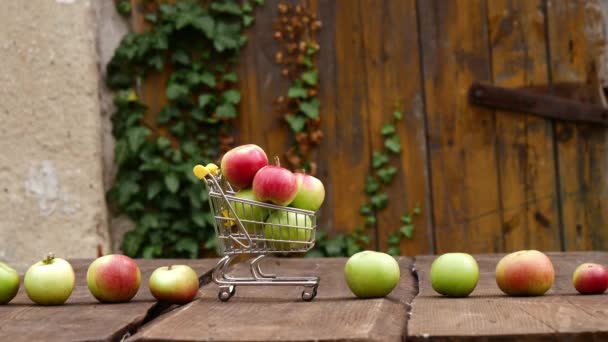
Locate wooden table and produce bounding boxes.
[0,253,606,341]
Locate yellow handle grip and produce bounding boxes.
[193,164,209,179]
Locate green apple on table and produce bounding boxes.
[344,250,400,298]
[24,253,75,305]
[430,253,479,297]
[0,262,20,304]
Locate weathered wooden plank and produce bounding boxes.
[0,259,216,342]
[360,0,432,255]
[547,0,608,250]
[487,0,562,252]
[418,0,502,253]
[314,0,373,239]
[408,252,608,341]
[130,257,416,341]
[236,0,291,160]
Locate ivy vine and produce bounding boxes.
[272,2,322,174]
[307,105,421,257]
[107,0,262,258]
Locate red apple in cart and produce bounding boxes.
[87,254,141,303]
[572,263,608,295]
[220,144,268,189]
[252,158,299,206]
[290,172,325,211]
[495,250,554,296]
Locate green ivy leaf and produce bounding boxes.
[365,215,376,226]
[171,50,190,65]
[166,82,189,100]
[223,72,238,82]
[127,127,150,152]
[122,231,143,257]
[285,114,306,132]
[393,110,403,120]
[401,214,412,224]
[192,211,208,227]
[364,176,380,195]
[216,103,237,118]
[346,236,362,256]
[243,15,254,27]
[371,193,388,209]
[176,238,199,258]
[325,235,345,256]
[222,89,241,104]
[372,152,389,169]
[254,0,264,4]
[144,13,157,23]
[192,16,215,39]
[400,224,414,239]
[243,1,253,12]
[288,83,308,99]
[164,173,180,193]
[301,70,318,86]
[413,205,421,215]
[387,246,400,256]
[359,204,372,215]
[142,245,162,258]
[381,123,395,136]
[200,72,216,88]
[115,139,129,166]
[387,233,400,245]
[198,94,215,109]
[211,1,242,15]
[302,56,313,68]
[158,105,181,124]
[147,181,163,200]
[377,166,398,184]
[384,135,401,154]
[116,0,131,16]
[299,98,320,119]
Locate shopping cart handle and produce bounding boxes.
[193,164,209,179]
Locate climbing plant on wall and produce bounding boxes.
[107,0,262,258]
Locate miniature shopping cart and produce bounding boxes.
[193,165,320,302]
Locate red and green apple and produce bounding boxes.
[149,265,199,304]
[220,144,268,189]
[290,172,325,211]
[495,250,554,296]
[87,254,141,303]
[572,263,608,295]
[253,160,299,206]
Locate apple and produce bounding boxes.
[430,253,479,297]
[220,144,268,189]
[231,188,269,234]
[149,265,199,304]
[572,263,608,295]
[24,253,75,305]
[0,262,20,304]
[344,250,400,298]
[290,172,325,211]
[253,159,299,206]
[87,254,141,303]
[264,210,313,249]
[495,250,554,296]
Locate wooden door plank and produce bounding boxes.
[488,0,561,251]
[408,252,608,341]
[418,0,503,253]
[0,259,216,342]
[130,257,416,341]
[315,0,373,239]
[546,0,608,250]
[236,0,291,160]
[360,0,432,255]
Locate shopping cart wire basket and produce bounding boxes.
[193,164,320,301]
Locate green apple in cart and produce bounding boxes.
[230,189,269,234]
[264,210,313,249]
[430,253,479,297]
[0,262,20,304]
[24,253,75,305]
[344,250,400,298]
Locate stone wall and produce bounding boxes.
[0,0,121,270]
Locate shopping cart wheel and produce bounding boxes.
[301,286,317,302]
[218,285,236,302]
